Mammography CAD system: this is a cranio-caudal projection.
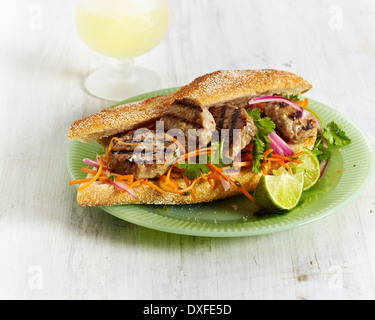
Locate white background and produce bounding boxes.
[1,0,375,300]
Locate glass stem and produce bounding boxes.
[109,58,136,81]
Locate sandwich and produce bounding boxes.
[68,69,324,207]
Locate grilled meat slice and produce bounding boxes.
[210,104,257,158]
[264,101,315,144]
[161,98,216,148]
[109,129,178,180]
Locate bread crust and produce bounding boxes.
[68,93,176,143]
[68,70,312,143]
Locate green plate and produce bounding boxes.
[66,88,374,237]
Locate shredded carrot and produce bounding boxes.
[167,177,180,189]
[143,180,168,196]
[165,134,187,155]
[112,137,140,147]
[179,174,197,200]
[226,176,255,203]
[296,98,309,108]
[203,174,222,180]
[81,167,99,175]
[207,163,255,204]
[99,177,111,181]
[207,163,230,181]
[165,166,173,185]
[263,149,274,160]
[267,157,285,162]
[77,155,104,192]
[176,149,213,164]
[292,151,305,158]
[159,177,201,194]
[261,163,268,176]
[115,175,134,181]
[69,178,94,186]
[107,138,114,164]
[272,154,293,162]
[338,169,346,173]
[79,167,134,183]
[207,179,215,187]
[304,98,309,109]
[183,175,190,187]
[170,172,183,179]
[292,160,304,164]
[190,185,198,201]
[238,186,255,203]
[278,160,291,173]
[129,181,141,188]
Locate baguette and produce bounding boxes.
[68,69,316,207]
[68,69,312,143]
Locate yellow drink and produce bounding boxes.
[76,0,169,59]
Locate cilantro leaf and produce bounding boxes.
[283,94,300,102]
[177,139,232,179]
[247,108,262,121]
[247,109,276,173]
[312,139,332,163]
[312,121,351,164]
[323,121,352,147]
[177,163,210,180]
[251,136,266,174]
[257,117,276,137]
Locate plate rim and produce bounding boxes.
[66,88,375,237]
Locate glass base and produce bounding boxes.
[85,63,161,102]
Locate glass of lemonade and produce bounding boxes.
[76,0,169,101]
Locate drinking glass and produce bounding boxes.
[76,0,169,101]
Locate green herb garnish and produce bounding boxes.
[247,108,276,173]
[313,121,351,162]
[177,139,231,179]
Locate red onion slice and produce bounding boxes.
[83,158,99,168]
[83,158,112,172]
[108,180,137,199]
[268,132,294,157]
[219,177,231,191]
[249,96,303,117]
[268,136,285,156]
[320,160,328,178]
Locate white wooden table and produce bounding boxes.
[1,0,375,300]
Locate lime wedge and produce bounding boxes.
[254,171,304,211]
[289,148,321,191]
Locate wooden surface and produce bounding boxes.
[1,0,375,300]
